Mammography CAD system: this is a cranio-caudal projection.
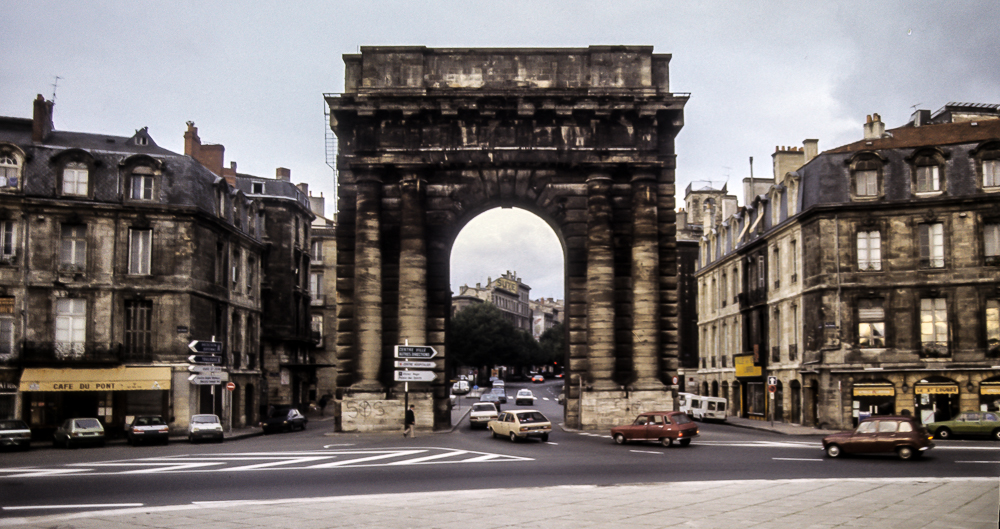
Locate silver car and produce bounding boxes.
[53,418,105,448]
[188,414,224,443]
[0,419,31,450]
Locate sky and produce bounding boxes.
[3,1,998,301]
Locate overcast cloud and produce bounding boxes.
[3,1,998,300]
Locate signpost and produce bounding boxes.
[189,340,223,354]
[394,344,437,412]
[188,374,223,385]
[767,376,777,426]
[226,382,236,391]
[394,370,436,382]
[394,345,438,359]
[394,360,436,369]
[188,364,222,373]
[188,355,222,364]
[189,338,224,415]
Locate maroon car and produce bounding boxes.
[611,411,699,447]
[822,416,934,460]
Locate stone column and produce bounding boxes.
[353,173,383,391]
[630,173,662,389]
[398,176,428,346]
[586,174,616,390]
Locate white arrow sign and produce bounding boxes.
[394,361,436,369]
[394,345,438,359]
[188,374,223,385]
[188,364,223,373]
[394,370,435,382]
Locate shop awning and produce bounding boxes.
[914,383,958,395]
[20,366,172,392]
[852,385,895,397]
[980,382,1000,395]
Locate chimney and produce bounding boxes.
[276,167,291,181]
[676,208,687,231]
[803,139,819,163]
[199,144,225,177]
[863,113,885,140]
[297,182,309,196]
[183,121,201,157]
[909,109,931,127]
[32,94,54,143]
[309,193,325,217]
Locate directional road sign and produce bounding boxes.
[188,340,223,354]
[188,355,222,364]
[394,360,436,369]
[188,374,223,385]
[188,364,223,373]
[394,370,435,382]
[394,345,438,359]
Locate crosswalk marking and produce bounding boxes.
[0,448,533,479]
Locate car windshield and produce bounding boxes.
[0,420,28,429]
[192,415,219,424]
[517,390,531,397]
[136,417,164,426]
[74,419,101,429]
[516,412,547,423]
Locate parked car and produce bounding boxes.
[488,409,551,442]
[822,416,933,460]
[610,411,699,447]
[515,389,536,406]
[469,402,499,429]
[260,407,308,434]
[188,414,224,443]
[126,415,170,445]
[53,418,105,448]
[926,411,1000,440]
[489,386,507,403]
[678,393,728,422]
[0,419,31,451]
[531,374,545,383]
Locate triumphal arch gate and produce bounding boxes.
[326,46,688,431]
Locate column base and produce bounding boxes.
[340,392,434,433]
[579,389,675,430]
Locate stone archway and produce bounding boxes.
[327,46,688,431]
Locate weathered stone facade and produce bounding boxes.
[327,46,688,430]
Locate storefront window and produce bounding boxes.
[747,382,765,416]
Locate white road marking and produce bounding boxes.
[773,457,824,461]
[2,503,143,511]
[323,443,356,448]
[956,460,1000,464]
[629,450,662,455]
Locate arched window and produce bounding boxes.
[129,166,156,201]
[62,161,89,196]
[0,154,20,189]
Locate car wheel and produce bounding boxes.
[541,434,549,443]
[52,438,60,448]
[897,446,915,460]
[613,433,626,445]
[189,436,196,443]
[992,428,1000,442]
[661,437,673,448]
[491,428,498,439]
[825,444,841,458]
[509,432,518,443]
[935,427,951,439]
[679,439,691,447]
[301,422,307,430]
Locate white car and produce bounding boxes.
[488,409,551,443]
[469,402,499,429]
[188,414,224,443]
[515,389,536,406]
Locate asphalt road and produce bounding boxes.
[2,380,998,518]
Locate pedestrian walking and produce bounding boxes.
[403,404,416,438]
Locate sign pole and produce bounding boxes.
[404,339,409,415]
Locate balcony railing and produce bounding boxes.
[22,342,122,365]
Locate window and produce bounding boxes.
[915,164,940,193]
[311,314,323,345]
[252,182,264,194]
[62,162,88,196]
[920,298,948,356]
[128,229,152,275]
[216,242,226,284]
[231,248,241,291]
[310,272,323,299]
[858,299,885,348]
[0,221,15,261]
[0,155,19,188]
[124,300,152,358]
[790,239,797,282]
[246,258,255,298]
[311,240,323,262]
[55,298,86,357]
[985,159,1000,188]
[857,230,882,271]
[721,272,727,307]
[0,297,14,356]
[60,225,86,270]
[129,166,155,200]
[856,170,878,196]
[919,223,944,268]
[987,300,999,356]
[986,223,1000,264]
[772,247,780,288]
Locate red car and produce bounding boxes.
[610,411,699,447]
[822,416,933,460]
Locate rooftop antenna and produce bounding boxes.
[51,76,63,101]
[749,156,754,204]
[910,102,923,112]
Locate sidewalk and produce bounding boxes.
[3,477,996,528]
[721,415,841,436]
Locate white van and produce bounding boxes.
[678,392,727,422]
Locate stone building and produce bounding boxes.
[183,124,318,415]
[694,102,1000,430]
[453,271,533,332]
[307,193,338,414]
[0,97,263,435]
[529,297,564,340]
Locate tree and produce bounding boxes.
[448,303,519,371]
[537,322,565,368]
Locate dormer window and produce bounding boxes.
[129,166,155,200]
[62,161,89,196]
[0,154,20,189]
[911,151,945,195]
[849,154,883,200]
[985,159,1000,188]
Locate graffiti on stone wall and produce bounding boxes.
[343,400,387,420]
